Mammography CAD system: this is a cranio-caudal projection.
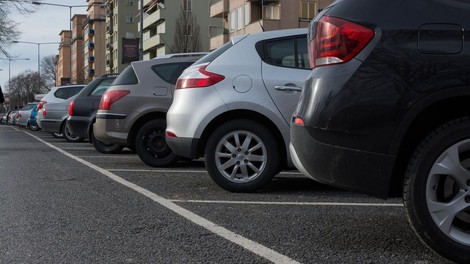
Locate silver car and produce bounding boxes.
[94,53,206,165]
[15,102,38,128]
[166,28,309,192]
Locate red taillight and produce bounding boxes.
[309,16,374,68]
[166,131,177,138]
[176,65,225,89]
[37,101,46,110]
[17,113,22,119]
[99,90,130,110]
[68,99,75,116]
[293,117,305,126]
[42,109,46,117]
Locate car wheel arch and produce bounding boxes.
[128,111,167,146]
[198,109,288,169]
[388,87,470,196]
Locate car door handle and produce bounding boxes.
[274,85,302,92]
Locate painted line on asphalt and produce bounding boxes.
[170,199,403,207]
[26,131,300,264]
[76,155,138,158]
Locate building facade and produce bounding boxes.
[56,30,72,86]
[141,0,215,59]
[84,0,107,82]
[209,0,334,50]
[104,0,140,74]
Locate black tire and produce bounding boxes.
[91,130,124,154]
[204,119,280,192]
[404,117,470,263]
[135,119,178,167]
[62,122,84,143]
[27,121,40,131]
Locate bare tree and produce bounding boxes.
[171,5,201,53]
[0,0,35,57]
[9,70,45,107]
[41,54,57,90]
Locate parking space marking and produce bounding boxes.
[26,131,301,264]
[170,199,403,207]
[76,155,138,158]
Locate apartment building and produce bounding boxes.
[56,30,72,86]
[104,0,140,74]
[209,0,334,50]
[84,0,107,82]
[141,0,215,59]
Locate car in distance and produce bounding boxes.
[289,0,470,263]
[36,84,86,135]
[166,28,309,192]
[94,53,206,165]
[15,102,38,128]
[67,74,120,153]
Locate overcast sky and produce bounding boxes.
[0,0,89,91]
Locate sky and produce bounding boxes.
[0,0,89,91]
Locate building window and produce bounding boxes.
[229,10,236,32]
[126,32,135,38]
[300,0,317,20]
[126,0,134,5]
[244,3,250,26]
[126,14,134,23]
[237,7,243,30]
[264,4,280,20]
[183,0,192,12]
[185,24,192,36]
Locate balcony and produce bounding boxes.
[106,43,113,50]
[106,24,113,33]
[143,34,163,51]
[210,33,229,50]
[210,0,228,18]
[143,9,164,29]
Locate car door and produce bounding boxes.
[260,35,310,123]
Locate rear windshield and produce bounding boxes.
[54,86,84,99]
[151,62,194,85]
[21,103,37,111]
[113,65,138,85]
[91,78,116,96]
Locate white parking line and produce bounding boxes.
[76,155,138,158]
[25,131,300,264]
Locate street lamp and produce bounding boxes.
[12,41,60,81]
[31,1,88,83]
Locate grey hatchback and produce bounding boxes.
[94,53,206,166]
[166,28,309,192]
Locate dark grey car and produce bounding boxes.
[94,53,206,166]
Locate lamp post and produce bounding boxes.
[31,1,88,84]
[12,41,60,81]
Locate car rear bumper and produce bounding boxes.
[67,116,91,139]
[40,119,62,133]
[290,124,396,198]
[94,113,128,145]
[166,136,200,159]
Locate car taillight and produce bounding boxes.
[176,65,225,89]
[17,113,21,119]
[68,99,75,116]
[99,90,130,110]
[309,16,374,68]
[42,109,46,117]
[166,131,177,138]
[37,101,46,110]
[293,117,305,126]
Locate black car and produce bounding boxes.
[290,0,470,263]
[66,74,122,153]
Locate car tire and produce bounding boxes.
[204,119,280,192]
[135,119,178,167]
[62,123,84,143]
[404,117,470,264]
[27,121,40,131]
[91,130,123,154]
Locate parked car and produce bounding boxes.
[166,29,309,192]
[67,74,120,152]
[7,110,18,125]
[27,106,39,131]
[15,102,38,128]
[36,84,85,132]
[40,95,85,142]
[289,0,470,263]
[94,53,206,162]
[0,112,7,125]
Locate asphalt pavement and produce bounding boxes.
[0,125,452,263]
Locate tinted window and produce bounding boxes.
[151,62,194,85]
[21,103,37,111]
[54,88,70,99]
[263,36,310,70]
[113,65,138,85]
[91,78,116,96]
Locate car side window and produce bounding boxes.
[91,79,114,96]
[151,62,193,85]
[263,36,310,70]
[54,88,69,99]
